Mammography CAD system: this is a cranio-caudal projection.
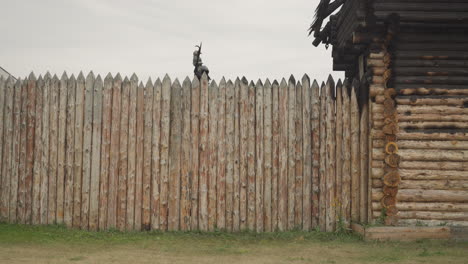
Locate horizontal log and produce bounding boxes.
[397,88,468,96]
[395,76,468,85]
[372,179,468,190]
[394,67,468,76]
[396,43,468,51]
[372,67,386,76]
[395,51,468,60]
[400,169,468,180]
[365,228,451,241]
[399,121,468,130]
[400,162,468,171]
[370,85,385,98]
[373,149,468,162]
[396,97,468,106]
[372,189,468,203]
[367,59,385,67]
[397,105,468,115]
[398,114,468,123]
[397,33,468,43]
[373,139,468,150]
[394,59,468,68]
[371,130,468,141]
[373,202,468,212]
[369,52,385,59]
[373,210,468,221]
[398,219,468,227]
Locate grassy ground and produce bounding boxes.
[0,223,467,264]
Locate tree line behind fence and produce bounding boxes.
[0,72,368,232]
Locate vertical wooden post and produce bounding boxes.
[108,74,122,229]
[263,79,273,232]
[225,80,235,232]
[255,80,264,232]
[208,80,218,231]
[239,77,248,230]
[278,78,288,231]
[25,73,37,224]
[287,76,296,230]
[350,80,361,223]
[168,79,182,231]
[0,78,4,218]
[341,80,351,226]
[81,72,95,229]
[189,77,200,231]
[159,75,171,231]
[125,74,138,230]
[216,78,227,230]
[335,80,343,225]
[40,75,51,225]
[116,77,129,231]
[180,77,192,231]
[56,73,68,224]
[18,79,28,224]
[295,80,303,229]
[32,76,44,225]
[301,75,312,231]
[64,75,76,227]
[325,76,336,232]
[360,98,369,224]
[310,80,320,229]
[48,75,59,224]
[1,77,14,221]
[271,80,280,231]
[90,75,103,231]
[198,73,209,231]
[233,78,241,232]
[73,73,85,228]
[247,81,256,231]
[99,73,113,230]
[143,78,154,230]
[135,81,145,230]
[319,82,326,231]
[151,78,163,230]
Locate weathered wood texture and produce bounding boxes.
[0,73,382,232]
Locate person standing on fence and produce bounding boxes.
[193,43,210,80]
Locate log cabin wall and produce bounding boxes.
[368,3,468,227]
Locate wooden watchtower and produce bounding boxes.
[310,0,468,229]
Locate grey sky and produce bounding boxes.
[2,0,342,83]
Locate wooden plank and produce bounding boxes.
[18,79,28,224]
[56,73,67,224]
[216,78,227,230]
[271,80,280,231]
[319,82,327,231]
[107,74,122,229]
[335,80,343,226]
[142,79,153,230]
[287,77,296,230]
[198,73,209,231]
[73,73,85,228]
[225,80,235,232]
[125,74,138,230]
[116,77,129,231]
[301,75,312,231]
[48,75,60,224]
[89,75,103,231]
[247,81,256,231]
[255,80,264,232]
[135,80,145,230]
[207,80,218,231]
[24,73,37,224]
[341,80,352,226]
[180,77,191,231]
[263,79,273,232]
[360,100,369,224]
[32,76,43,225]
[278,78,288,231]
[310,80,320,229]
[233,78,241,231]
[99,73,113,230]
[350,81,361,223]
[81,72,94,229]
[64,75,76,227]
[159,75,171,231]
[239,77,248,231]
[190,77,200,230]
[40,75,51,224]
[151,78,162,230]
[295,80,303,229]
[325,77,336,232]
[168,79,182,231]
[10,79,22,223]
[1,77,14,221]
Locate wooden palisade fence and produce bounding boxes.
[0,72,369,232]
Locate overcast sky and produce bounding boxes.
[2,0,342,83]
